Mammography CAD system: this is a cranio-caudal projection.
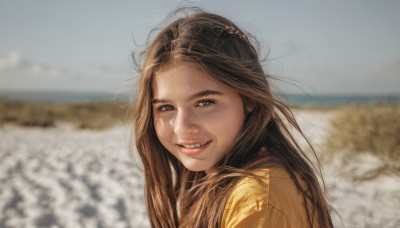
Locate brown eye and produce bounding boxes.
[197,99,215,107]
[158,105,174,112]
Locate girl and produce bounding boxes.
[133,8,333,228]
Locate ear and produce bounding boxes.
[241,96,254,115]
[245,103,254,114]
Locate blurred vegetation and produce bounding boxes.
[0,100,132,130]
[291,104,340,111]
[325,103,400,176]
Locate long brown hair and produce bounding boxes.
[133,8,333,228]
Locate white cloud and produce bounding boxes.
[0,51,130,93]
[0,51,69,78]
[0,52,30,70]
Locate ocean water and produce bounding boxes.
[0,90,399,106]
[278,94,400,106]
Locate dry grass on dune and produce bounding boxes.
[325,103,400,176]
[0,100,131,130]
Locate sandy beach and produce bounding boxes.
[295,111,400,228]
[0,124,149,227]
[1,110,399,227]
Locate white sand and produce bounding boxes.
[295,111,400,228]
[0,124,149,227]
[1,112,399,227]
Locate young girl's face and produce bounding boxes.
[152,63,246,173]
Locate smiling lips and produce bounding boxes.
[177,141,211,156]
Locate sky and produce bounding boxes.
[0,0,399,95]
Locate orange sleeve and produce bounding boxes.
[222,203,296,228]
[221,168,311,228]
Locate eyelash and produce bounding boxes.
[157,105,174,112]
[196,99,216,107]
[155,99,216,112]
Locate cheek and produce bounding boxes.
[154,117,171,143]
[204,105,245,137]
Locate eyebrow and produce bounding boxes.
[152,90,224,104]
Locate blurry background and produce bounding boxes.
[1,1,399,227]
[1,0,399,100]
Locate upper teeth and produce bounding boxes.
[182,142,206,149]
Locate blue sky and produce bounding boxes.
[0,0,399,95]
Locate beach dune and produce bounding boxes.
[1,111,399,227]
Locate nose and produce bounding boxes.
[172,109,199,136]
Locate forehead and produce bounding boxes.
[152,63,229,98]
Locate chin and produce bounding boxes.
[184,165,207,172]
[182,161,213,173]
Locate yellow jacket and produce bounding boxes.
[221,167,318,228]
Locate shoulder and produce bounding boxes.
[221,167,310,228]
